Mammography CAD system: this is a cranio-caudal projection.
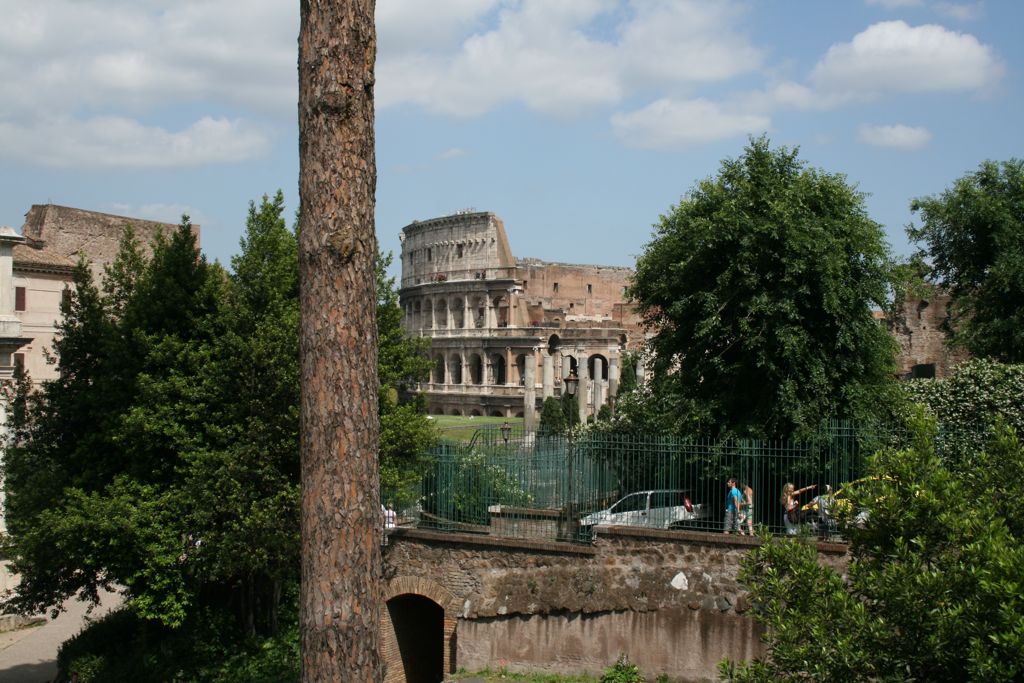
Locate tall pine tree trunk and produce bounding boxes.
[297,1,382,680]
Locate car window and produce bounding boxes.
[610,493,647,514]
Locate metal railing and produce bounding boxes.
[385,424,905,544]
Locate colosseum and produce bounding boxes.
[398,211,644,429]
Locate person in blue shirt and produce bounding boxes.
[724,477,743,534]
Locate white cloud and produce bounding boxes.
[437,148,468,160]
[376,0,761,117]
[810,21,1003,98]
[934,2,982,21]
[616,1,762,86]
[0,116,271,168]
[865,0,924,8]
[0,0,291,168]
[858,123,933,149]
[736,81,831,112]
[107,202,204,226]
[611,98,769,150]
[377,0,500,52]
[0,1,298,119]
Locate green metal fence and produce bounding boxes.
[389,424,904,544]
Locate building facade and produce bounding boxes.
[398,211,643,429]
[12,204,190,384]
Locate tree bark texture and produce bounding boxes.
[298,1,382,681]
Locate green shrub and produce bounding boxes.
[903,358,1024,465]
[601,654,645,683]
[56,604,300,682]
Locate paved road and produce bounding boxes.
[0,591,121,683]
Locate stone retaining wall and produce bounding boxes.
[382,527,848,682]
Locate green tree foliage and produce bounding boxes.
[3,197,301,678]
[539,396,566,436]
[903,358,1024,465]
[721,416,1024,682]
[376,251,436,507]
[629,137,898,438]
[616,352,640,396]
[562,391,581,430]
[4,193,435,679]
[908,159,1024,362]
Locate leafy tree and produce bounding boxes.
[539,396,566,436]
[101,223,147,319]
[908,159,1024,362]
[629,137,898,438]
[376,251,435,508]
[3,218,228,625]
[616,352,640,396]
[4,189,439,680]
[2,200,305,679]
[721,415,1024,682]
[187,191,301,637]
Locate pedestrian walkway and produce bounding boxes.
[0,590,121,683]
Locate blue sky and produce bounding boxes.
[1,0,1020,276]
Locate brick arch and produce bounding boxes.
[381,576,460,683]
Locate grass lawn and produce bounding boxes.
[430,415,524,442]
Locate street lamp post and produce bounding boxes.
[563,370,579,541]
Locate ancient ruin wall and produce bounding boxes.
[517,260,631,319]
[19,204,194,284]
[887,291,969,378]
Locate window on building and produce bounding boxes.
[15,286,26,312]
[456,244,464,258]
[523,280,528,291]
[553,282,559,293]
[587,283,593,295]
[427,247,432,261]
[14,353,25,371]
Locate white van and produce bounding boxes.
[579,489,707,530]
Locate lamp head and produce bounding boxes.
[564,369,579,396]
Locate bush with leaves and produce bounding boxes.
[721,414,1024,682]
[422,450,533,525]
[902,357,1024,465]
[601,654,645,683]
